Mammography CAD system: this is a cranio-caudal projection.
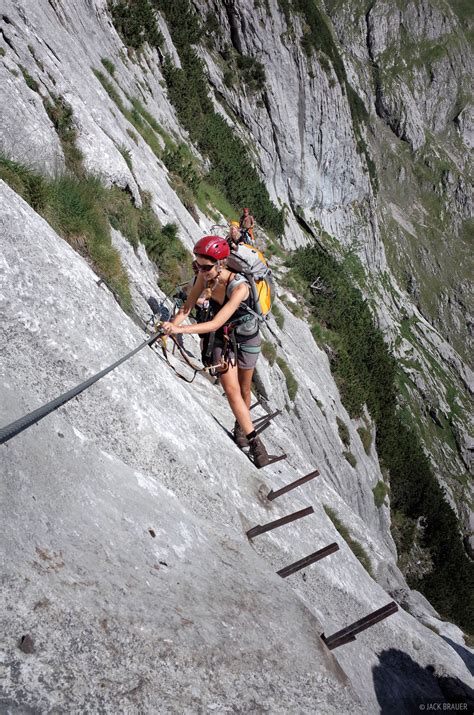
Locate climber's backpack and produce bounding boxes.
[226,243,273,320]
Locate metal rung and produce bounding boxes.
[253,409,281,429]
[246,506,314,539]
[267,469,320,501]
[321,602,398,650]
[277,543,339,578]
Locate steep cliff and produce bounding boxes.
[0,0,473,712]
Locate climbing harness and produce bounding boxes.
[145,299,230,382]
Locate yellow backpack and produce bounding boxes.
[226,244,273,319]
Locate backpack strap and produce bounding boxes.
[226,274,249,299]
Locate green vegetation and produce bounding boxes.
[92,68,125,111]
[162,144,200,195]
[447,0,474,25]
[336,416,350,447]
[343,451,357,468]
[104,187,191,294]
[101,57,116,76]
[235,54,266,91]
[19,65,39,92]
[291,245,474,633]
[0,154,49,211]
[109,0,284,234]
[44,95,84,176]
[196,181,238,222]
[107,0,163,50]
[324,505,373,576]
[92,70,202,215]
[118,144,132,170]
[373,480,389,508]
[261,340,277,365]
[0,154,131,310]
[280,294,304,318]
[0,47,5,57]
[28,44,44,72]
[272,302,285,329]
[276,356,299,401]
[266,241,285,258]
[357,425,372,454]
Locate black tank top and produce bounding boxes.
[209,274,254,338]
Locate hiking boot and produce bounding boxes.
[233,422,248,449]
[248,435,271,468]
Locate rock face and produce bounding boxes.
[191,0,473,551]
[0,0,473,711]
[2,181,473,713]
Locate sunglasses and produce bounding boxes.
[195,261,216,273]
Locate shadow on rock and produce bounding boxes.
[442,636,474,676]
[373,647,474,715]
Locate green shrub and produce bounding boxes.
[92,68,125,111]
[105,186,141,246]
[373,480,389,508]
[343,450,357,468]
[261,340,277,365]
[276,356,298,401]
[336,416,350,447]
[140,216,191,295]
[236,54,266,90]
[49,176,131,309]
[324,505,373,577]
[266,241,285,258]
[358,425,372,454]
[162,144,200,194]
[104,186,192,293]
[0,154,49,211]
[223,68,236,87]
[101,57,116,75]
[272,303,285,329]
[19,65,39,92]
[130,98,164,134]
[118,144,133,170]
[44,95,84,175]
[28,44,44,71]
[107,0,163,51]
[0,47,5,57]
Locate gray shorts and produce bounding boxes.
[213,333,261,371]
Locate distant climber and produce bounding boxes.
[227,222,243,250]
[161,236,272,467]
[239,207,255,244]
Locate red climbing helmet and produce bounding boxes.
[193,235,230,261]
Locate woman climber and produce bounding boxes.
[161,235,271,468]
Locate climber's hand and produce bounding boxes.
[161,321,181,336]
